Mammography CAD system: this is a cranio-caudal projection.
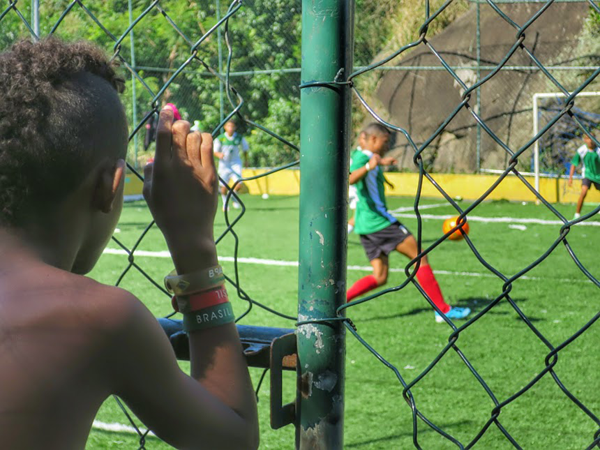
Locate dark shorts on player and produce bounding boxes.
[582,178,600,190]
[359,222,412,261]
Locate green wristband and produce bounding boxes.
[182,303,235,332]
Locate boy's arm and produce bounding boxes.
[108,108,258,448]
[569,153,580,186]
[242,138,249,167]
[105,289,258,449]
[568,164,576,186]
[213,137,224,159]
[349,153,380,184]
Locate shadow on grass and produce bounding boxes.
[345,419,475,448]
[356,306,432,322]
[452,297,543,322]
[354,297,542,323]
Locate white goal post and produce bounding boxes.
[533,91,600,196]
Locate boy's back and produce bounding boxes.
[0,255,127,447]
[0,38,259,449]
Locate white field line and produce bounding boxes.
[388,202,448,213]
[392,212,600,227]
[124,194,144,203]
[102,249,591,283]
[92,420,155,437]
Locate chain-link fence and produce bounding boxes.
[351,0,600,177]
[3,0,600,448]
[337,0,600,448]
[1,0,300,448]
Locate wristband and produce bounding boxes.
[365,162,371,171]
[183,303,235,332]
[172,285,229,313]
[164,265,225,295]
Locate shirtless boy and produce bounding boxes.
[0,38,258,449]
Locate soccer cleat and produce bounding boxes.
[232,202,241,209]
[347,223,354,234]
[435,306,471,323]
[573,213,581,220]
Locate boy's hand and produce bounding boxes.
[368,153,381,169]
[380,156,397,166]
[143,108,218,272]
[568,178,573,187]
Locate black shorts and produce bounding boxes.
[582,178,600,190]
[359,222,412,261]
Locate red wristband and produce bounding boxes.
[172,285,229,313]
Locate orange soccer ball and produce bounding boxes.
[442,216,470,241]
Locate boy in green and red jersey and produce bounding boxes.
[568,133,600,219]
[347,123,471,323]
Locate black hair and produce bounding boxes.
[361,122,391,137]
[0,37,125,226]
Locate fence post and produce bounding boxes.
[297,0,354,448]
[32,0,40,38]
[128,0,139,168]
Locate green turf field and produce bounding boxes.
[86,195,600,449]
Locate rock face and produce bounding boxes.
[376,3,590,173]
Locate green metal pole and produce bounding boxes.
[297,0,353,448]
[32,0,39,38]
[216,0,224,124]
[476,1,482,172]
[128,0,139,168]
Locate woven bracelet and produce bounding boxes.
[164,265,225,296]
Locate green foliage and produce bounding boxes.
[1,0,473,168]
[1,0,301,167]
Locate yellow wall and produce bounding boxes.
[124,174,144,197]
[125,170,600,203]
[240,168,301,196]
[383,172,600,203]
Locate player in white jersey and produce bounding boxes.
[214,120,249,210]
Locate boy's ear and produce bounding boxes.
[93,159,126,213]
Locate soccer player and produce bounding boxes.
[347,123,471,323]
[568,133,600,219]
[0,38,258,448]
[144,103,181,151]
[348,132,368,234]
[214,120,250,210]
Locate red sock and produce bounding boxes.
[347,275,378,302]
[416,265,450,313]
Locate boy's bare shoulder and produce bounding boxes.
[62,272,151,327]
[14,265,152,332]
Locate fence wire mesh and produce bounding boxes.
[336,0,600,448]
[2,0,600,448]
[1,0,300,448]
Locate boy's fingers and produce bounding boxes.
[186,131,202,164]
[155,109,175,165]
[142,163,153,202]
[172,120,191,163]
[199,133,215,169]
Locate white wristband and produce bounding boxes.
[365,162,371,171]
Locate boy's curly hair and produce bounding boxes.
[0,37,125,226]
